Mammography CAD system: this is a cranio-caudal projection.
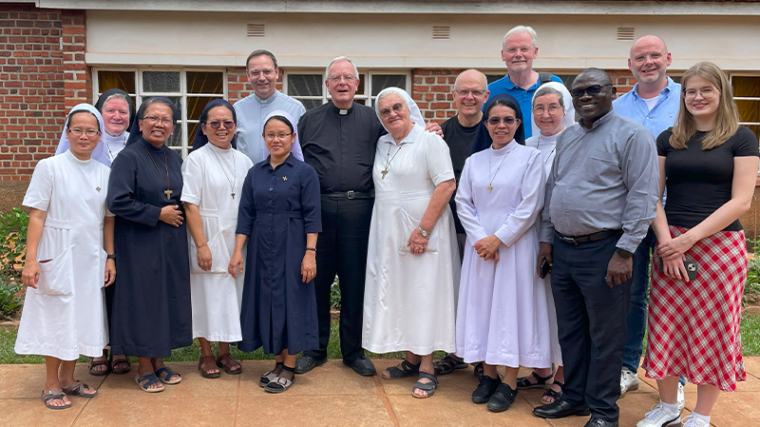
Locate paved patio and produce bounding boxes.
[0,358,757,426]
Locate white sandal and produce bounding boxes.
[264,375,294,393]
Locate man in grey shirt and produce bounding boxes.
[532,68,658,427]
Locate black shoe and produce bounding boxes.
[533,399,591,419]
[294,354,327,374]
[471,375,500,404]
[343,356,376,376]
[487,383,518,413]
[583,417,618,427]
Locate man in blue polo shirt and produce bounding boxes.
[612,34,684,422]
[487,25,562,140]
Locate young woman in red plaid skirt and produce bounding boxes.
[639,62,760,427]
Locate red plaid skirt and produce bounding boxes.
[644,226,747,391]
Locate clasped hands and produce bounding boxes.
[657,233,696,282]
[474,235,501,262]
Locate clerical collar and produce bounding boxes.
[330,102,354,116]
[255,91,279,105]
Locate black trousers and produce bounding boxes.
[305,197,373,362]
[551,233,632,422]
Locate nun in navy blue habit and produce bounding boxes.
[229,111,321,393]
[107,97,192,393]
[469,93,525,155]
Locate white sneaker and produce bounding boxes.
[620,367,639,396]
[636,402,682,427]
[681,415,709,427]
[676,382,685,412]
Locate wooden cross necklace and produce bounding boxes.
[145,148,173,200]
[487,148,509,193]
[209,146,237,199]
[381,142,405,179]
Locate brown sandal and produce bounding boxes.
[216,353,242,375]
[198,355,220,379]
[61,381,98,398]
[88,356,110,376]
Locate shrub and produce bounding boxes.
[0,278,22,320]
[0,208,28,282]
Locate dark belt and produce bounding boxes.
[555,229,622,245]
[322,190,374,200]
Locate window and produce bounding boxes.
[732,75,760,141]
[284,71,410,110]
[94,69,226,157]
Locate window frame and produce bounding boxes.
[92,67,228,158]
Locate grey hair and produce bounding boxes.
[503,25,538,47]
[103,92,130,106]
[454,69,488,91]
[325,56,359,81]
[533,85,564,108]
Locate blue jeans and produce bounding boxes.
[622,229,654,372]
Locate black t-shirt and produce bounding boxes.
[441,114,482,234]
[657,126,759,231]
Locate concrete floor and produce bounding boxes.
[1,358,758,426]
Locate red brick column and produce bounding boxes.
[412,69,461,124]
[0,5,66,182]
[61,9,88,110]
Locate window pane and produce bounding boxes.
[143,71,180,93]
[486,74,502,85]
[736,100,760,120]
[187,96,223,121]
[357,73,366,95]
[300,99,323,111]
[167,96,182,117]
[167,132,183,148]
[98,71,135,94]
[372,75,406,96]
[734,76,760,97]
[555,75,577,91]
[187,71,224,94]
[187,122,200,147]
[289,74,323,97]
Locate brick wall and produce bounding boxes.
[227,66,285,104]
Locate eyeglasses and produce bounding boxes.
[142,116,174,125]
[570,84,612,99]
[632,52,665,63]
[249,69,275,78]
[68,128,100,137]
[379,102,405,118]
[455,90,487,98]
[683,88,717,100]
[328,74,356,83]
[533,104,563,114]
[206,120,235,130]
[263,132,292,140]
[487,116,519,126]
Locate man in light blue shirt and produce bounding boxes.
[486,25,563,140]
[234,49,305,163]
[612,35,685,415]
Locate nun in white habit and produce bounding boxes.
[181,100,252,378]
[519,82,575,404]
[363,87,459,399]
[455,94,552,412]
[16,104,115,409]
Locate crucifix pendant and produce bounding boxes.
[487,185,493,193]
[164,189,173,200]
[231,193,235,199]
[381,169,389,179]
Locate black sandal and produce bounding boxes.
[412,372,438,399]
[541,381,564,404]
[434,353,468,376]
[383,360,420,379]
[516,370,554,389]
[109,354,131,375]
[472,362,484,379]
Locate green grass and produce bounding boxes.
[0,321,423,364]
[2,316,757,364]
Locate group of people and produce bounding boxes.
[13,25,756,427]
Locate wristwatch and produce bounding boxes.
[417,225,431,238]
[106,254,116,260]
[615,248,633,259]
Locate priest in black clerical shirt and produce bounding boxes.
[295,57,384,377]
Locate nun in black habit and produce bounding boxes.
[107,97,192,393]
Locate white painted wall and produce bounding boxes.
[85,11,760,72]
